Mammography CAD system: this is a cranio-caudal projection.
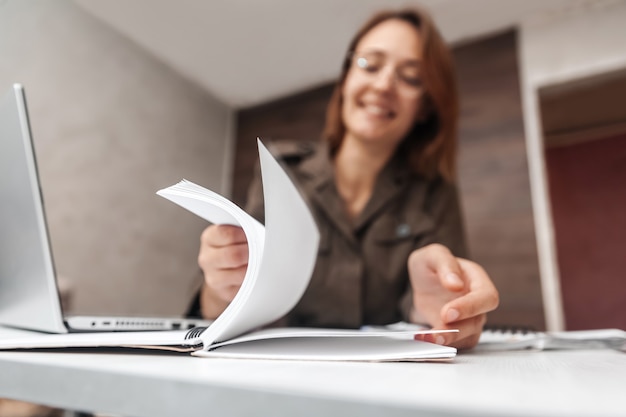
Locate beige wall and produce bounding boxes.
[519,0,626,330]
[0,0,234,316]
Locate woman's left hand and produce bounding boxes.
[407,243,499,350]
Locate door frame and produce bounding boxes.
[519,37,626,330]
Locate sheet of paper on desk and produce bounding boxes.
[197,328,456,361]
[0,329,204,352]
[475,327,626,351]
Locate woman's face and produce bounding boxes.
[341,19,424,150]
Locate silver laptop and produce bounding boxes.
[0,83,211,333]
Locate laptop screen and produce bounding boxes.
[0,84,68,333]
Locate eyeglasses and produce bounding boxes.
[349,50,423,91]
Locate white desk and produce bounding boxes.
[0,327,624,417]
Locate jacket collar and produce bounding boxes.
[298,141,413,241]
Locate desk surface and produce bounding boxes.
[1,327,624,417]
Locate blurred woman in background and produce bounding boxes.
[192,6,499,350]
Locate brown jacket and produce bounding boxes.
[244,141,468,328]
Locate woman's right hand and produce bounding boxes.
[197,224,249,319]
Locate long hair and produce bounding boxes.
[322,7,459,181]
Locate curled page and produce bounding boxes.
[157,139,320,347]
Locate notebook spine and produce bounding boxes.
[185,326,208,340]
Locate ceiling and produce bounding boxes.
[73,0,588,109]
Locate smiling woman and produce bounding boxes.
[338,19,426,186]
[325,9,459,184]
[193,5,499,350]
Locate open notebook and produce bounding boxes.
[0,140,457,361]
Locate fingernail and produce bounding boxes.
[435,335,446,345]
[446,308,460,322]
[445,272,463,287]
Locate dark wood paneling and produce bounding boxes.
[233,84,334,206]
[455,31,543,329]
[233,31,545,329]
[540,68,626,141]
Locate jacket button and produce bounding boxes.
[396,223,411,238]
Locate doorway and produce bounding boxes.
[540,69,626,330]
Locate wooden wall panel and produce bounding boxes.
[233,30,545,330]
[540,67,626,141]
[233,84,333,206]
[455,32,543,329]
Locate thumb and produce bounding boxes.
[441,266,465,292]
[409,244,466,292]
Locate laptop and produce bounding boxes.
[0,83,212,333]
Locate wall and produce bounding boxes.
[519,0,626,330]
[0,0,234,316]
[234,85,333,206]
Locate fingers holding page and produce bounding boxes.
[201,224,247,247]
[202,243,249,270]
[408,247,499,350]
[441,258,499,324]
[199,225,249,270]
[415,314,486,349]
[198,224,250,311]
[434,259,498,349]
[408,243,467,295]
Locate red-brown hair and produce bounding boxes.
[323,7,459,181]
